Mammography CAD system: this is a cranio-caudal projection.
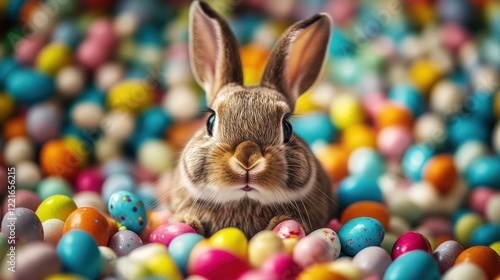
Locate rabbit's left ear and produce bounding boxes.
[260,14,332,108]
[189,1,243,106]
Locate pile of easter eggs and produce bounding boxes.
[1,0,500,279]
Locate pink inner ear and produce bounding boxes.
[192,9,220,89]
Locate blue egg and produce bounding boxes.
[6,68,55,105]
[292,113,337,146]
[136,183,157,210]
[349,148,385,178]
[0,57,19,88]
[102,174,136,203]
[57,230,103,279]
[338,217,385,256]
[470,224,500,246]
[52,21,81,48]
[448,116,489,148]
[401,144,435,181]
[136,107,173,138]
[6,0,26,21]
[388,83,425,117]
[383,250,440,280]
[103,159,134,176]
[77,86,107,106]
[108,190,147,233]
[329,30,356,58]
[466,156,500,190]
[337,176,383,208]
[481,38,500,70]
[330,57,362,87]
[168,233,204,274]
[467,90,495,122]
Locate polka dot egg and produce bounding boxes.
[108,191,147,233]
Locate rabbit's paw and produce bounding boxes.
[171,213,206,236]
[266,214,311,233]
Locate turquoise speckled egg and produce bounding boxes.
[338,217,385,256]
[108,190,147,233]
[383,250,440,280]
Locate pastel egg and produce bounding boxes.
[188,248,250,280]
[338,217,385,256]
[137,140,174,175]
[454,246,500,279]
[71,102,104,130]
[308,228,341,260]
[209,227,248,259]
[57,230,103,279]
[486,194,500,223]
[348,147,385,178]
[101,174,136,202]
[3,242,61,280]
[1,207,43,245]
[77,39,110,70]
[108,191,147,233]
[56,65,85,98]
[114,256,149,280]
[432,240,463,274]
[330,93,365,130]
[291,113,337,146]
[6,68,55,105]
[37,177,73,201]
[63,207,110,246]
[1,189,40,214]
[4,136,34,165]
[43,218,65,245]
[454,141,488,173]
[448,116,489,147]
[443,263,487,280]
[72,191,107,213]
[129,243,169,261]
[36,195,77,222]
[293,235,333,268]
[413,113,447,145]
[391,231,432,260]
[248,230,286,268]
[353,246,392,277]
[108,230,143,256]
[15,35,46,65]
[468,187,495,217]
[341,201,390,230]
[148,223,196,246]
[337,176,383,208]
[15,160,42,189]
[273,220,305,240]
[297,263,346,280]
[261,253,301,280]
[99,246,118,277]
[238,270,280,280]
[453,212,483,247]
[168,233,204,274]
[384,250,440,280]
[26,102,62,144]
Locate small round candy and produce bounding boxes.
[293,235,332,268]
[273,220,306,240]
[108,230,143,257]
[4,242,61,280]
[36,194,77,222]
[337,176,383,208]
[454,246,500,279]
[297,263,345,280]
[138,140,174,175]
[261,253,301,279]
[1,207,43,245]
[248,230,286,268]
[454,141,488,173]
[108,190,147,233]
[409,59,441,93]
[16,160,42,189]
[470,223,500,247]
[188,248,250,279]
[56,66,85,98]
[316,144,349,182]
[39,140,81,180]
[149,223,196,246]
[308,228,341,260]
[432,240,463,274]
[63,207,110,246]
[27,102,62,144]
[467,156,500,190]
[57,230,103,279]
[341,201,390,230]
[72,191,107,213]
[348,147,385,178]
[486,194,500,223]
[37,177,73,201]
[36,42,73,76]
[430,80,463,116]
[75,168,105,193]
[168,233,204,274]
[4,136,33,165]
[100,111,136,141]
[341,124,377,152]
[384,250,441,280]
[71,102,104,130]
[1,189,40,214]
[6,69,55,105]
[443,263,487,280]
[338,217,385,256]
[108,80,153,114]
[330,93,365,130]
[377,126,413,159]
[422,155,458,195]
[101,174,136,203]
[209,227,248,259]
[401,144,435,181]
[163,85,201,121]
[95,62,125,91]
[353,246,392,277]
[376,102,413,129]
[453,212,484,248]
[43,218,65,245]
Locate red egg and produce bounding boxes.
[391,231,432,260]
[188,248,250,280]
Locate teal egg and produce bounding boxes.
[470,224,500,246]
[401,144,435,181]
[466,156,500,190]
[57,230,103,279]
[0,57,19,88]
[108,191,147,233]
[37,177,74,201]
[337,176,383,208]
[447,116,489,148]
[348,148,386,178]
[101,173,136,203]
[389,83,426,117]
[6,68,55,105]
[292,113,337,146]
[383,250,440,280]
[338,217,385,256]
[168,233,204,274]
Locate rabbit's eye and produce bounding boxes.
[206,111,216,136]
[282,117,293,143]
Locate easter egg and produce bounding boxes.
[401,144,435,181]
[71,102,104,129]
[443,263,487,280]
[108,230,143,256]
[95,62,125,91]
[453,212,483,247]
[209,227,248,259]
[293,235,333,268]
[292,113,337,146]
[413,113,447,145]
[1,242,61,280]
[77,39,110,70]
[1,189,40,214]
[238,270,280,280]
[376,102,413,129]
[308,228,341,260]
[466,156,500,190]
[468,187,495,216]
[143,252,182,280]
[432,240,463,274]
[383,250,440,280]
[36,42,73,76]
[377,126,413,159]
[63,207,110,246]
[337,176,383,208]
[108,191,147,233]
[168,233,204,274]
[113,256,149,279]
[273,220,305,240]
[15,35,46,65]
[57,230,103,279]
[108,80,153,114]
[37,177,73,201]
[261,253,301,280]
[188,248,250,280]
[486,194,500,223]
[6,68,55,105]
[353,246,392,277]
[101,174,136,202]
[4,136,33,165]
[149,222,196,246]
[422,155,458,195]
[297,263,346,280]
[454,246,500,279]
[36,195,77,222]
[328,258,365,279]
[75,168,105,193]
[470,223,500,246]
[43,219,65,245]
[72,191,107,213]
[341,124,377,152]
[1,207,43,245]
[392,231,432,260]
[99,246,118,277]
[137,140,174,175]
[348,147,385,178]
[341,201,390,230]
[248,230,286,268]
[388,83,425,117]
[448,116,489,147]
[316,144,350,182]
[330,93,365,130]
[39,140,81,180]
[338,217,385,256]
[136,106,173,138]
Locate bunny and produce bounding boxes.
[165,0,337,237]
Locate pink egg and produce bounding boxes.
[440,22,470,53]
[273,220,305,239]
[377,126,413,159]
[2,190,41,215]
[352,246,392,277]
[468,187,496,217]
[326,218,342,232]
[133,164,158,183]
[261,253,301,279]
[88,19,116,49]
[293,236,332,268]
[76,168,105,193]
[237,270,279,280]
[15,35,47,65]
[417,217,452,237]
[391,231,432,260]
[77,39,109,70]
[326,0,357,27]
[148,223,196,246]
[362,91,386,120]
[189,248,250,280]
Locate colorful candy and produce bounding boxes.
[56,230,103,279]
[338,217,385,256]
[108,190,147,233]
[63,207,110,246]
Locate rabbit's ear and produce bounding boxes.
[189,1,243,106]
[260,14,332,108]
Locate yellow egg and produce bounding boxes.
[108,80,154,114]
[35,195,77,222]
[248,230,286,268]
[342,124,376,153]
[44,274,87,280]
[143,253,182,280]
[63,136,90,168]
[208,227,248,260]
[330,93,364,130]
[409,59,441,93]
[283,236,298,255]
[242,66,260,86]
[453,213,483,247]
[0,93,15,125]
[295,89,321,115]
[36,43,73,76]
[297,263,347,280]
[489,241,500,255]
[328,258,365,280]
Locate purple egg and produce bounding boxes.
[108,230,144,257]
[353,246,392,277]
[1,207,43,245]
[26,102,61,144]
[2,190,41,216]
[432,240,463,274]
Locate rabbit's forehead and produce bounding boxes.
[213,86,290,115]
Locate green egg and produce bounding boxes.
[37,177,74,201]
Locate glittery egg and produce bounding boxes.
[108,190,147,233]
[391,231,432,260]
[338,217,385,256]
[308,228,341,260]
[63,207,110,246]
[108,230,144,256]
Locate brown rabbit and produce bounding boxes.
[165,0,337,237]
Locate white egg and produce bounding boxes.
[56,65,85,98]
[4,136,34,165]
[72,102,105,130]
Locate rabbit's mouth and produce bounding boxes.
[241,185,254,192]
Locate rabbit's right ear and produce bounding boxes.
[189,1,243,106]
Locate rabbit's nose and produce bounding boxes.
[231,141,264,172]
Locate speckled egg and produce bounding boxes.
[1,207,43,245]
[432,240,463,274]
[273,220,306,240]
[149,223,197,246]
[293,235,333,268]
[308,228,341,260]
[392,231,432,260]
[338,217,385,256]
[108,190,147,233]
[43,218,65,245]
[353,246,392,277]
[108,230,143,256]
[57,230,103,279]
[63,207,110,246]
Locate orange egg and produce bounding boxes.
[166,120,204,150]
[376,103,413,129]
[147,209,171,231]
[316,144,349,183]
[423,155,458,195]
[454,246,500,280]
[20,0,39,22]
[3,116,27,140]
[340,201,390,230]
[495,90,500,118]
[341,124,377,153]
[104,214,119,237]
[63,207,110,246]
[40,140,81,180]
